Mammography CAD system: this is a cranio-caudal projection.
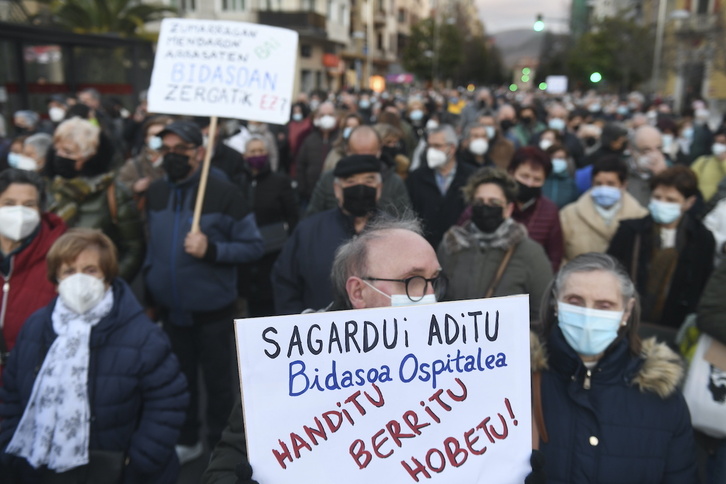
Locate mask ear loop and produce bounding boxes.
[361,279,393,300]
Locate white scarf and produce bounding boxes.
[6,288,114,472]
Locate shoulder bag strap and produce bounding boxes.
[485,245,516,299]
[532,370,548,448]
[106,182,118,225]
[630,233,641,282]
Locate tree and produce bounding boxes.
[566,15,654,91]
[37,0,175,37]
[402,18,464,82]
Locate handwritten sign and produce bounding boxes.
[148,18,298,125]
[235,296,532,483]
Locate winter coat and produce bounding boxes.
[437,220,553,322]
[406,162,476,249]
[48,173,144,282]
[607,214,715,328]
[0,213,66,354]
[512,195,564,272]
[296,128,337,200]
[543,171,579,209]
[532,329,698,483]
[560,189,648,262]
[271,208,359,315]
[305,165,412,218]
[697,254,726,345]
[144,168,264,326]
[0,279,189,484]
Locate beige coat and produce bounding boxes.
[560,189,648,262]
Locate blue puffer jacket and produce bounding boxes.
[533,328,698,483]
[0,279,189,483]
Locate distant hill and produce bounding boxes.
[490,29,546,69]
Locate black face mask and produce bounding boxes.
[520,117,534,125]
[478,100,488,110]
[584,136,598,148]
[382,145,402,162]
[342,184,377,217]
[516,181,541,203]
[471,204,504,233]
[500,120,515,131]
[54,155,79,179]
[163,153,193,182]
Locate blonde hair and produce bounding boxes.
[47,228,118,284]
[53,117,100,158]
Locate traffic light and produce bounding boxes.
[590,72,602,83]
[521,67,531,83]
[534,14,544,32]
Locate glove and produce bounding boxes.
[235,459,260,484]
[524,449,546,484]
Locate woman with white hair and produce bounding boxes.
[532,253,697,482]
[46,117,143,281]
[7,133,53,172]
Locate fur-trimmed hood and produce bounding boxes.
[530,331,684,398]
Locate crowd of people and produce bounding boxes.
[0,84,724,483]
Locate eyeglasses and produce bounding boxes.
[158,144,197,156]
[363,274,448,302]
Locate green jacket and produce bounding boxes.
[438,219,553,323]
[48,173,144,281]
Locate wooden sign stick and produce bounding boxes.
[191,115,217,233]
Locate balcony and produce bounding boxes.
[673,13,720,35]
[257,11,327,39]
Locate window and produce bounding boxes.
[377,32,383,50]
[398,8,406,23]
[221,0,245,11]
[301,44,313,58]
[302,0,314,11]
[696,0,710,14]
[327,0,334,20]
[340,4,348,26]
[172,0,196,10]
[301,69,313,93]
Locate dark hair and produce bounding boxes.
[592,155,628,183]
[539,252,642,356]
[47,228,118,285]
[508,146,552,177]
[600,123,628,146]
[545,143,568,157]
[649,165,699,199]
[462,167,519,204]
[0,168,46,209]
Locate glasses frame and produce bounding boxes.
[362,274,447,302]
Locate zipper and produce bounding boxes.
[170,188,183,307]
[0,257,14,331]
[583,368,592,390]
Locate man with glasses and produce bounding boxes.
[144,120,264,464]
[406,124,475,249]
[272,154,383,315]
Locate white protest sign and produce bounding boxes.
[235,296,532,484]
[148,18,298,124]
[545,75,568,95]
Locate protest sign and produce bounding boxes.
[235,295,532,484]
[147,18,298,125]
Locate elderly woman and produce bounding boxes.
[7,134,53,172]
[437,167,553,322]
[0,228,188,483]
[0,169,66,365]
[117,115,173,203]
[532,253,698,482]
[508,146,564,271]
[46,117,143,281]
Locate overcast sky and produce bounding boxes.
[476,0,572,33]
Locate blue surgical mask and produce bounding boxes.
[649,199,682,225]
[557,301,624,356]
[591,186,622,208]
[343,126,353,139]
[548,118,566,132]
[551,158,568,174]
[484,126,496,139]
[410,109,424,121]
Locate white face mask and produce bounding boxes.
[426,147,448,169]
[484,126,496,139]
[713,143,726,157]
[363,280,437,306]
[7,153,39,171]
[539,138,554,151]
[49,107,66,123]
[469,138,489,156]
[0,205,40,242]
[317,114,337,131]
[292,113,303,122]
[425,119,439,130]
[147,136,162,151]
[58,273,107,315]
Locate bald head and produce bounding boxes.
[347,125,382,156]
[497,105,516,121]
[633,125,662,149]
